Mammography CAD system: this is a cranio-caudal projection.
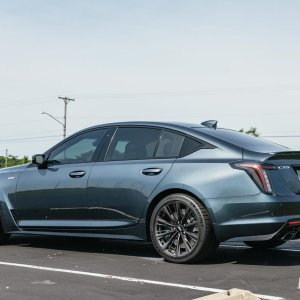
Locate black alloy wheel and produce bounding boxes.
[150,193,218,263]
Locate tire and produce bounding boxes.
[0,219,10,245]
[150,193,219,263]
[244,240,286,249]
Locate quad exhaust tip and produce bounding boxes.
[280,221,300,241]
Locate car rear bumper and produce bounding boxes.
[223,220,300,242]
[206,193,300,242]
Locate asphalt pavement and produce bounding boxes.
[0,235,299,300]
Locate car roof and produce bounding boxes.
[90,121,199,129]
[76,121,288,153]
[81,121,202,135]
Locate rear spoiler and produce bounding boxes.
[266,151,300,161]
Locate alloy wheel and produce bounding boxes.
[153,199,203,258]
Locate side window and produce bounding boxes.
[155,131,184,158]
[48,129,107,164]
[106,127,161,161]
[179,137,209,157]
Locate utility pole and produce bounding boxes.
[42,97,75,139]
[5,149,8,168]
[59,96,75,139]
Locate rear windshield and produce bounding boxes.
[193,128,288,152]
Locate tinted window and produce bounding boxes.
[106,127,161,161]
[193,128,288,152]
[179,137,207,157]
[155,131,184,158]
[48,129,107,164]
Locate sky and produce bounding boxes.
[1,0,300,157]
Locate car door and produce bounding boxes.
[14,128,108,229]
[87,127,184,229]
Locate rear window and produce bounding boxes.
[193,128,288,152]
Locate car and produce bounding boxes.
[0,120,300,263]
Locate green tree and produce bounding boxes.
[0,154,31,169]
[239,127,260,137]
[0,156,5,168]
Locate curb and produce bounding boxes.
[193,288,261,300]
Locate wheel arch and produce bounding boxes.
[0,200,19,233]
[145,188,215,241]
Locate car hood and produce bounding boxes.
[0,163,30,174]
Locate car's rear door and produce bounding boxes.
[87,127,184,229]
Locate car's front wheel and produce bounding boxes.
[244,240,286,249]
[150,193,219,263]
[0,226,10,245]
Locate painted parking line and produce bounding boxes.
[0,261,284,300]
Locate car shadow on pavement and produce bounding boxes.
[7,235,300,266]
[8,234,161,258]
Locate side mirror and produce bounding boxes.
[32,154,46,167]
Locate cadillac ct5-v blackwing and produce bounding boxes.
[0,120,300,263]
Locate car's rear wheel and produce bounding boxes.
[244,240,286,249]
[150,193,219,263]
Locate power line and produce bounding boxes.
[3,138,61,144]
[1,83,300,108]
[0,130,61,140]
[0,120,42,127]
[67,84,300,99]
[0,135,62,142]
[0,98,57,108]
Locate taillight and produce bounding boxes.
[288,220,300,225]
[231,161,276,194]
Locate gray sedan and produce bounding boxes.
[0,120,299,263]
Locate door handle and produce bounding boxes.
[69,171,86,178]
[141,168,163,176]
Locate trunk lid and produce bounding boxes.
[265,151,300,195]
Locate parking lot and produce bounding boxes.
[0,235,298,300]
